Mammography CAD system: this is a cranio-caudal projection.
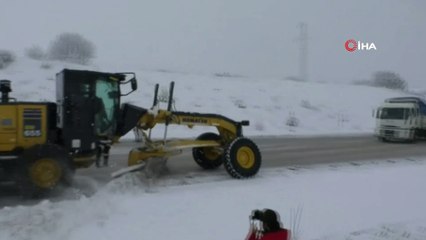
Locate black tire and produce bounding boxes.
[223,137,261,179]
[192,132,223,170]
[17,144,74,198]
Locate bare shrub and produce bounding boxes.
[157,87,176,108]
[300,100,319,111]
[372,71,407,90]
[233,99,247,109]
[214,72,245,78]
[286,112,299,127]
[0,50,15,69]
[48,33,95,65]
[25,45,45,60]
[158,88,170,103]
[40,63,52,69]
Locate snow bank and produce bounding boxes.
[1,157,426,240]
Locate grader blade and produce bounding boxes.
[111,162,146,178]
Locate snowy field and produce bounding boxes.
[1,157,426,240]
[0,57,412,139]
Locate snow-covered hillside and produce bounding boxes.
[0,56,411,139]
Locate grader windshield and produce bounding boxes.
[94,78,120,136]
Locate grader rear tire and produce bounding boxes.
[18,144,74,198]
[192,132,223,170]
[223,137,261,178]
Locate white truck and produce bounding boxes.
[374,97,426,142]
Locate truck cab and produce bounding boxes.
[374,102,419,141]
[374,97,426,141]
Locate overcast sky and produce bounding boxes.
[1,0,425,87]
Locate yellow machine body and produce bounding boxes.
[138,110,242,143]
[0,104,48,152]
[116,81,260,179]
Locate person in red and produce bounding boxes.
[245,209,290,240]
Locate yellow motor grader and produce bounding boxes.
[0,69,261,197]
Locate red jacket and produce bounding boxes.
[246,229,290,240]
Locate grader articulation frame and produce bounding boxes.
[115,81,262,179]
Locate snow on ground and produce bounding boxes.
[1,157,426,240]
[0,56,412,139]
[2,57,425,240]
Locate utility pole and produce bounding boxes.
[298,22,308,81]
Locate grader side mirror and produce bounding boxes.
[131,78,137,91]
[119,72,138,96]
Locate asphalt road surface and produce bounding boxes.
[79,134,426,183]
[2,134,426,206]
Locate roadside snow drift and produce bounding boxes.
[1,158,426,240]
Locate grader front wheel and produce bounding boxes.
[192,132,223,169]
[223,137,261,178]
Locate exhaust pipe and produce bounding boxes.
[0,80,11,103]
